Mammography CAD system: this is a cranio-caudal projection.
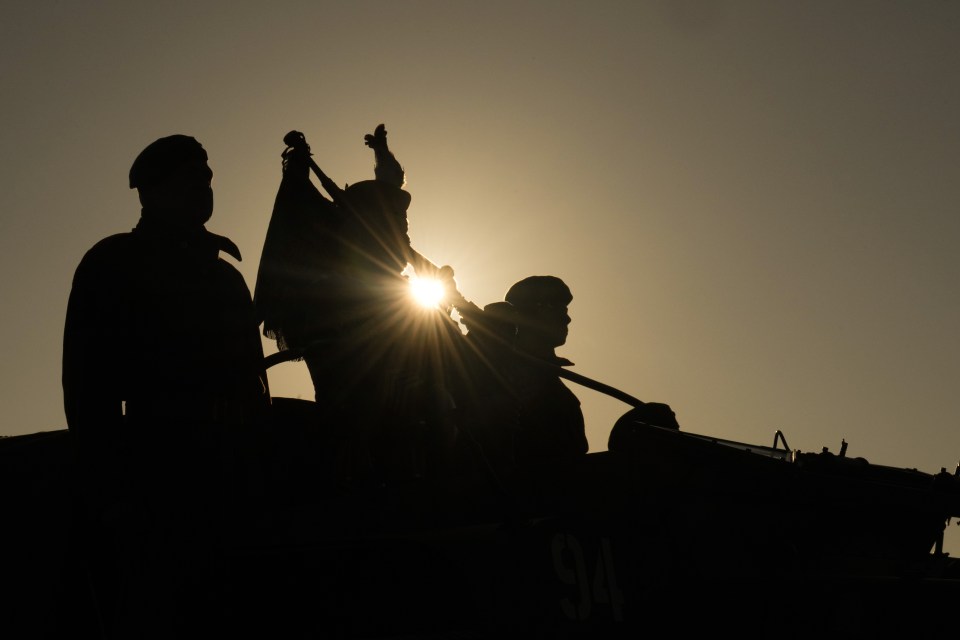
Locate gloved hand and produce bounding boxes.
[364,124,388,149]
[438,265,464,306]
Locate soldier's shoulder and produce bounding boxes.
[69,232,139,290]
[77,232,139,268]
[84,231,137,255]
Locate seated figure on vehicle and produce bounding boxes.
[450,275,588,470]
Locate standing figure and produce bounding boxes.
[255,125,440,402]
[255,125,457,485]
[62,134,270,637]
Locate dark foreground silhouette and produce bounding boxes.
[6,408,960,639]
[59,134,270,638]
[6,130,960,639]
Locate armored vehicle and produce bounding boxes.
[5,357,960,638]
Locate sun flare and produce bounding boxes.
[409,276,446,309]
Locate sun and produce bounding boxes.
[409,276,446,308]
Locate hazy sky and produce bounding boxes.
[3,2,959,504]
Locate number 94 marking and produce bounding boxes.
[551,533,625,622]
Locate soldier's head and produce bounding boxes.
[342,180,412,217]
[129,135,213,228]
[505,275,572,351]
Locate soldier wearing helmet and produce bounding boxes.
[62,134,270,636]
[504,276,588,463]
[451,276,587,469]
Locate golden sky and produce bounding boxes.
[3,1,959,504]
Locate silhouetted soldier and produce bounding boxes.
[449,276,587,469]
[62,134,270,637]
[335,126,459,484]
[504,276,589,463]
[256,125,439,401]
[255,125,457,485]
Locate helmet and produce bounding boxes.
[129,135,207,190]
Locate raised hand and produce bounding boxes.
[363,123,405,188]
[364,124,388,150]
